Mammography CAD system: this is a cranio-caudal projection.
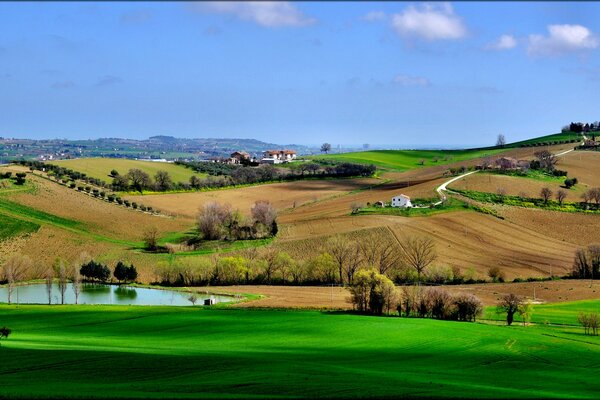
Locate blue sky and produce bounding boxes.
[1,2,599,147]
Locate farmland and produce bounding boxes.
[312,148,505,171]
[51,158,204,184]
[0,302,598,398]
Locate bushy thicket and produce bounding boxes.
[196,201,277,241]
[396,286,483,322]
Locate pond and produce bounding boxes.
[0,283,234,306]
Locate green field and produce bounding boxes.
[0,301,598,398]
[51,158,204,184]
[313,149,505,172]
[505,131,583,148]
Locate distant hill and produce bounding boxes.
[0,136,314,163]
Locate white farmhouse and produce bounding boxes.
[391,194,412,208]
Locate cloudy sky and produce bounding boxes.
[1,2,599,147]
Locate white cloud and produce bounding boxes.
[528,24,598,56]
[391,3,467,41]
[362,11,387,22]
[393,74,430,86]
[198,2,315,28]
[485,34,517,51]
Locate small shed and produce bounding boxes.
[391,194,412,208]
[374,201,385,208]
[204,298,216,306]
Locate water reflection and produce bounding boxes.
[0,283,231,306]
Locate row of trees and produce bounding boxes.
[348,270,485,320]
[572,244,600,279]
[578,313,599,336]
[0,171,26,185]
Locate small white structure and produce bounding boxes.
[261,150,297,164]
[391,194,412,208]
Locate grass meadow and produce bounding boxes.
[0,300,598,398]
[312,149,505,172]
[51,158,204,184]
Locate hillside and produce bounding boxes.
[50,158,203,184]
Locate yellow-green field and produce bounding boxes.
[51,158,203,183]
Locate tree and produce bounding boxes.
[0,327,11,345]
[556,189,567,206]
[112,174,129,191]
[320,143,332,154]
[488,266,505,283]
[54,259,68,305]
[188,293,198,306]
[127,169,152,193]
[350,202,363,214]
[496,134,506,148]
[344,241,363,284]
[497,293,524,326]
[197,202,233,240]
[110,169,119,177]
[396,235,437,284]
[454,294,483,322]
[80,260,111,282]
[251,200,277,236]
[327,235,351,285]
[349,269,397,315]
[517,302,533,326]
[45,267,53,305]
[143,226,159,251]
[114,261,129,283]
[2,254,32,304]
[154,170,173,191]
[540,187,553,204]
[71,264,81,305]
[534,150,558,172]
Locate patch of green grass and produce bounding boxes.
[357,198,466,217]
[504,131,583,149]
[312,149,505,172]
[0,213,39,240]
[484,299,600,326]
[50,158,206,184]
[484,169,567,184]
[0,304,598,398]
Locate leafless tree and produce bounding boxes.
[344,241,363,284]
[534,150,558,171]
[378,240,399,276]
[488,266,505,282]
[540,187,553,204]
[496,187,507,201]
[327,235,351,284]
[556,189,567,206]
[45,267,54,305]
[251,200,277,227]
[350,202,363,214]
[55,260,68,305]
[188,293,198,306]
[395,235,437,284]
[497,293,523,326]
[2,255,32,304]
[496,134,506,147]
[72,264,82,304]
[197,202,233,240]
[359,234,381,267]
[143,226,160,251]
[259,247,280,283]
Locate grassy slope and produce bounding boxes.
[313,149,505,171]
[51,158,204,183]
[0,301,598,398]
[505,131,583,148]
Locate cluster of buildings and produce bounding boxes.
[214,150,298,165]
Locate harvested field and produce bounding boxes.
[559,150,600,188]
[8,174,189,241]
[208,279,600,308]
[51,158,203,184]
[125,178,379,218]
[448,172,576,199]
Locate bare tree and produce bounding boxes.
[497,293,523,326]
[496,187,507,202]
[188,293,198,306]
[143,226,160,251]
[2,255,32,304]
[54,259,68,305]
[327,235,351,285]
[344,241,363,284]
[251,200,277,228]
[72,264,82,305]
[496,134,506,148]
[540,187,553,204]
[534,150,558,171]
[45,267,54,305]
[197,202,232,240]
[556,189,567,206]
[350,202,363,214]
[320,143,332,154]
[395,235,437,284]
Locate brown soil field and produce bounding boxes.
[9,174,188,241]
[559,150,600,188]
[209,279,600,309]
[124,178,380,219]
[448,173,580,198]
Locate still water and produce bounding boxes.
[0,283,233,306]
